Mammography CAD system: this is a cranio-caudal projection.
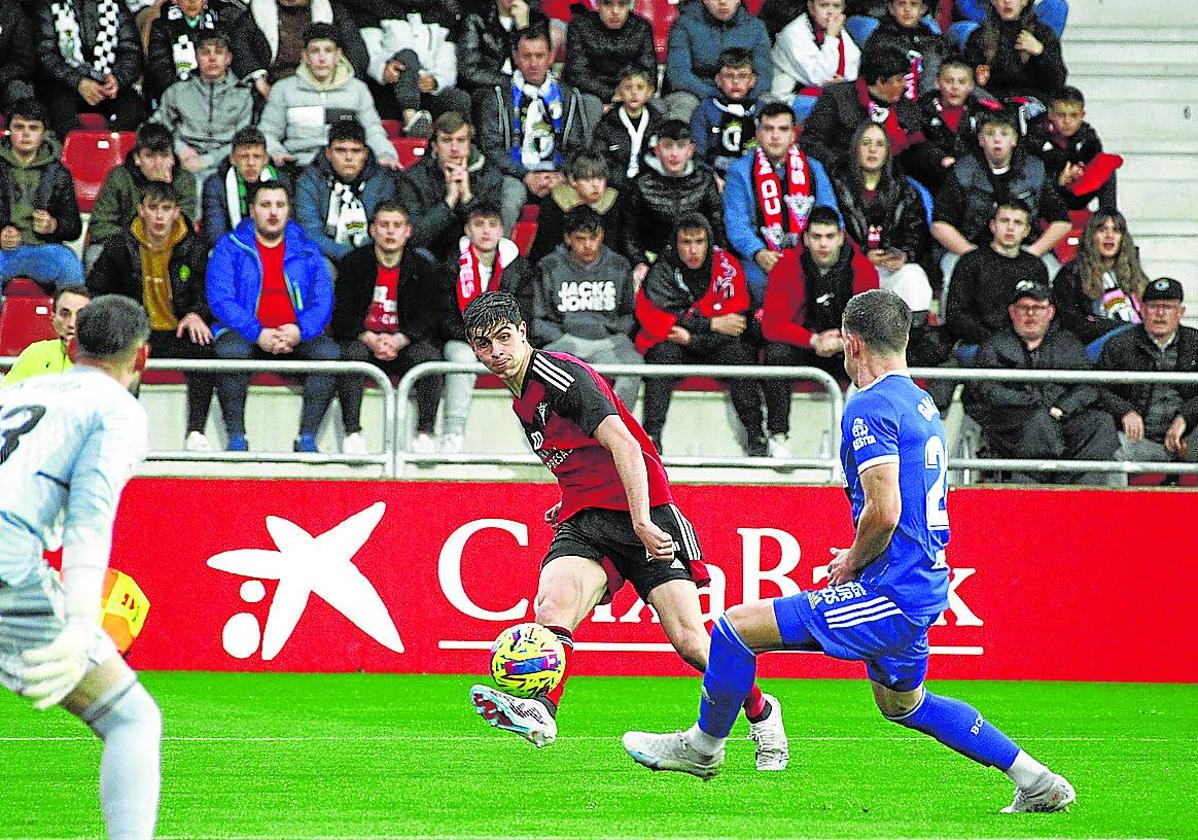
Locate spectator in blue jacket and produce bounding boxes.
[202,128,289,251]
[294,120,398,272]
[664,0,773,122]
[206,181,339,453]
[724,102,839,305]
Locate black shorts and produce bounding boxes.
[542,504,709,603]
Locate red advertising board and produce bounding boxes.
[114,479,1197,683]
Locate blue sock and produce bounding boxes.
[696,616,757,739]
[888,690,1021,770]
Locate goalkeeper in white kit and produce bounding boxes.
[0,295,161,839]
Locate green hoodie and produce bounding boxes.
[0,138,62,244]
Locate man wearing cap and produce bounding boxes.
[1097,277,1198,470]
[966,279,1118,484]
[258,22,400,170]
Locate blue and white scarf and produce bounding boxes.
[510,70,564,171]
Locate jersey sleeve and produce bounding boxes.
[844,393,900,473]
[553,371,618,437]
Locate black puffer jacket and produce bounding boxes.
[800,79,922,171]
[230,0,369,84]
[1051,259,1144,346]
[0,138,82,245]
[331,246,441,342]
[0,2,34,97]
[35,0,143,89]
[904,92,1000,191]
[829,164,931,272]
[145,0,243,103]
[396,146,504,259]
[456,2,523,94]
[87,224,211,323]
[861,13,949,100]
[623,156,726,266]
[1097,325,1198,433]
[473,78,592,179]
[563,7,656,103]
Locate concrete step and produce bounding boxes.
[1118,152,1198,183]
[1117,178,1198,220]
[1084,100,1197,142]
[1067,2,1198,29]
[1061,38,1198,68]
[1068,73,1198,105]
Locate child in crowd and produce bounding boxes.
[905,54,1001,191]
[692,48,764,182]
[1024,85,1118,211]
[591,66,661,189]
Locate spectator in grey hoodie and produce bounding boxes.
[532,204,642,406]
[150,29,255,199]
[258,23,399,169]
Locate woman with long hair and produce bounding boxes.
[964,0,1066,108]
[1052,210,1150,351]
[829,121,934,311]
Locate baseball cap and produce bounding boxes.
[1142,277,1184,303]
[1010,279,1052,306]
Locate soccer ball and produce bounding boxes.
[489,622,566,698]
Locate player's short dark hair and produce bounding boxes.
[514,16,553,50]
[466,200,502,223]
[1050,85,1086,108]
[231,127,267,152]
[842,289,912,356]
[248,180,290,205]
[758,100,794,124]
[8,98,46,126]
[75,295,150,361]
[568,150,608,181]
[806,205,842,230]
[657,119,693,142]
[993,197,1031,220]
[53,284,92,306]
[859,45,910,85]
[977,107,1019,135]
[564,204,604,236]
[717,47,754,72]
[615,64,655,88]
[673,212,712,246]
[135,122,174,154]
[328,119,366,146]
[139,181,179,209]
[463,291,525,340]
[371,199,410,223]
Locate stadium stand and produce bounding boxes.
[0,279,55,358]
[61,131,137,213]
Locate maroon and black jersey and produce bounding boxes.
[513,350,672,524]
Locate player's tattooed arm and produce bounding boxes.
[828,463,901,585]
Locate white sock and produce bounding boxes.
[1004,749,1050,789]
[684,722,725,756]
[83,678,162,840]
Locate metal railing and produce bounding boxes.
[910,367,1198,479]
[393,361,846,478]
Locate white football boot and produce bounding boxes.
[622,730,724,779]
[1002,771,1076,813]
[748,693,789,770]
[470,684,557,748]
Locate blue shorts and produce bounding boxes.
[773,582,934,692]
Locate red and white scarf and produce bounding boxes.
[456,237,518,313]
[753,146,815,252]
[856,78,916,153]
[634,248,751,353]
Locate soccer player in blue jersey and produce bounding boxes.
[623,289,1076,813]
[1,296,161,837]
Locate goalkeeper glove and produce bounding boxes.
[20,618,93,711]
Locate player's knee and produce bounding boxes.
[722,604,756,639]
[85,680,162,744]
[875,688,924,723]
[673,628,709,672]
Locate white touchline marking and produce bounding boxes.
[439,640,986,655]
[0,735,1174,743]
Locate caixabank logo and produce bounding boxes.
[205,502,403,660]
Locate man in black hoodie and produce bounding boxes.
[635,212,768,456]
[330,200,444,454]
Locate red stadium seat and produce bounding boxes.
[390,136,428,169]
[635,0,680,63]
[77,112,112,131]
[381,119,402,138]
[62,130,136,212]
[512,219,537,256]
[0,278,56,357]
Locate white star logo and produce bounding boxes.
[206,502,403,660]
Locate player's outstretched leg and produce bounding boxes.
[625,613,759,778]
[879,684,1075,813]
[470,683,558,748]
[650,580,788,771]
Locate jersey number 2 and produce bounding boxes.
[924,436,949,530]
[0,404,46,465]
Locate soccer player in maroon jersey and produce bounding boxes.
[464,291,789,770]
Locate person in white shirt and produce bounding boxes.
[0,295,161,840]
[771,0,860,120]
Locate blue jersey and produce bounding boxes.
[840,371,949,617]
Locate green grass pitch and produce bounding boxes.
[2,673,1194,839]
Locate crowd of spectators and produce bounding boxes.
[0,0,1193,482]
